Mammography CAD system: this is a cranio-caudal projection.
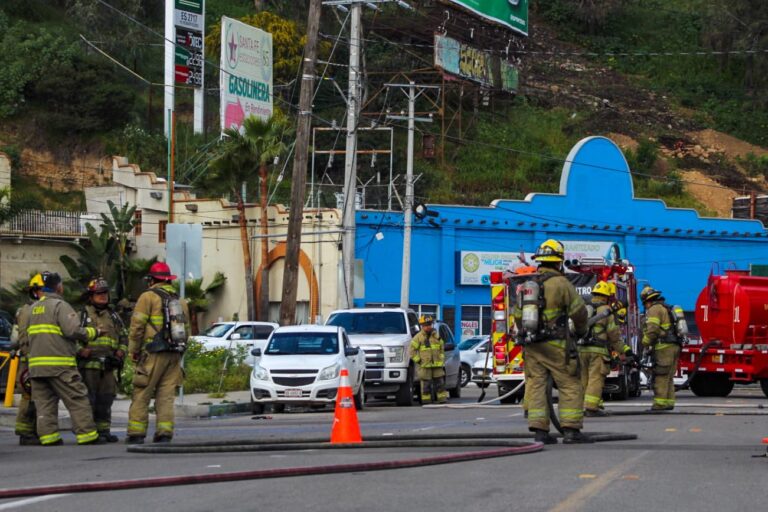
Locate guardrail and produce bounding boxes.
[0,210,101,238]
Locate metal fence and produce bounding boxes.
[0,210,101,238]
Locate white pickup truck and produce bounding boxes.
[326,308,461,405]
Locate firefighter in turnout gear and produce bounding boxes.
[78,278,127,443]
[579,281,624,417]
[410,315,448,404]
[513,239,591,444]
[126,262,190,444]
[641,285,680,411]
[10,274,45,445]
[27,272,102,446]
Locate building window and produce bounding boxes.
[460,305,492,341]
[159,220,167,243]
[134,210,142,236]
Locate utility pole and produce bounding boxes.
[163,0,174,138]
[279,0,323,326]
[385,82,439,308]
[326,0,412,308]
[341,2,362,309]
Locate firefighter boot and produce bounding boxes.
[532,429,558,445]
[99,432,119,443]
[125,436,145,445]
[563,428,594,444]
[19,435,40,446]
[584,409,610,417]
[153,434,172,443]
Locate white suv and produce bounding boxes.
[249,325,365,414]
[326,308,461,405]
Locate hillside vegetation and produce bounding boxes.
[0,0,766,216]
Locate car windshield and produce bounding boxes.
[265,333,339,355]
[327,312,407,335]
[458,337,484,351]
[200,323,233,338]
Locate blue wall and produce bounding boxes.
[355,137,768,336]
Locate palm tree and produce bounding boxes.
[248,114,291,321]
[203,114,292,321]
[99,200,138,299]
[171,272,227,334]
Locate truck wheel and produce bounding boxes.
[449,370,462,398]
[761,379,768,398]
[630,371,642,398]
[690,374,734,397]
[499,384,524,404]
[460,364,471,387]
[270,403,286,414]
[396,366,415,407]
[612,372,630,401]
[354,382,365,411]
[251,398,264,415]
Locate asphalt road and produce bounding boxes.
[1,385,767,512]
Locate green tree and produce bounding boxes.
[60,223,117,286]
[99,200,138,299]
[202,114,292,321]
[171,272,227,335]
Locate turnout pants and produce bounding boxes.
[128,352,183,439]
[524,342,584,431]
[579,351,609,412]
[81,368,117,434]
[417,367,447,404]
[31,368,98,445]
[652,345,681,410]
[14,361,37,438]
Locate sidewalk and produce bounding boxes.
[0,390,253,430]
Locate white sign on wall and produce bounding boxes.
[219,16,273,133]
[458,241,623,285]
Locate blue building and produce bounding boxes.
[355,137,768,340]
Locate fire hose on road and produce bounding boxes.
[0,430,640,499]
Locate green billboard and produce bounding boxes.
[443,0,528,36]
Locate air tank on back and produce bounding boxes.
[695,270,768,346]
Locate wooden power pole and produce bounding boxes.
[279,0,323,325]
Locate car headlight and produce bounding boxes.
[387,346,404,363]
[252,364,269,381]
[318,363,341,381]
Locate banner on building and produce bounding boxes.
[220,16,273,133]
[457,241,624,285]
[434,34,519,92]
[174,0,204,88]
[440,0,529,36]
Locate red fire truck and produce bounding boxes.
[489,257,642,403]
[679,268,768,398]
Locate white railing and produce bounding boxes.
[0,210,102,238]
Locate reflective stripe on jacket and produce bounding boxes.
[410,329,445,368]
[128,283,190,355]
[642,302,675,349]
[580,303,622,356]
[512,267,589,348]
[78,305,126,370]
[27,293,97,377]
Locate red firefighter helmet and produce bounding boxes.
[148,262,177,281]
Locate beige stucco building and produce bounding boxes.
[85,156,343,328]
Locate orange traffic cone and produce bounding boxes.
[330,368,362,444]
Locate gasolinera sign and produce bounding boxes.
[219,16,273,133]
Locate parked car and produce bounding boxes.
[325,308,461,405]
[249,325,365,414]
[471,355,496,389]
[191,321,278,366]
[459,335,490,387]
[0,310,13,395]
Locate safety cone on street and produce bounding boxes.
[330,368,362,444]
